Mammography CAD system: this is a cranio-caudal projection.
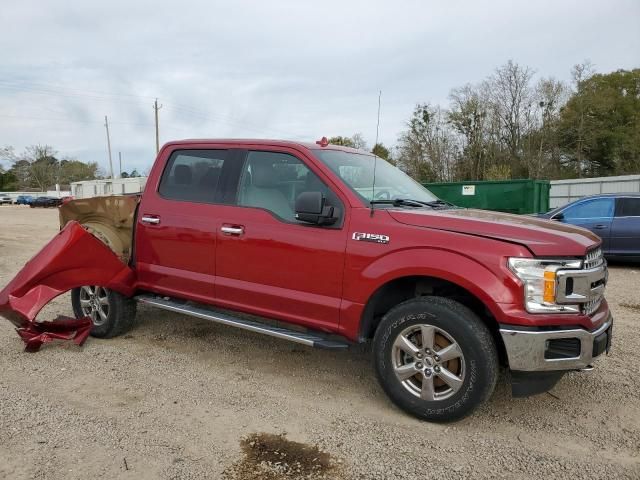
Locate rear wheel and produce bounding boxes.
[71,286,137,338]
[373,296,498,422]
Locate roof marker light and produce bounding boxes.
[316,136,329,147]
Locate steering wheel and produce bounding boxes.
[374,190,391,200]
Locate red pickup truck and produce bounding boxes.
[0,138,613,421]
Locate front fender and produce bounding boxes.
[339,247,521,338]
[0,221,135,350]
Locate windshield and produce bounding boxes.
[313,150,438,204]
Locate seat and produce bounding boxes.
[164,164,194,200]
[241,161,293,220]
[195,166,221,202]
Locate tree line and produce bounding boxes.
[0,145,143,191]
[340,62,639,183]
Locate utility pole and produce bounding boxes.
[154,98,163,154]
[104,115,114,179]
[118,151,122,178]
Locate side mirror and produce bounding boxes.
[295,191,337,225]
[552,212,564,221]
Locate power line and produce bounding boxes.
[0,81,156,103]
[0,113,155,128]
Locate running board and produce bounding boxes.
[135,294,349,350]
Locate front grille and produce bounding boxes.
[582,297,602,316]
[584,247,604,269]
[556,247,607,316]
[582,247,605,315]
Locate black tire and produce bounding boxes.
[373,296,498,422]
[71,286,137,338]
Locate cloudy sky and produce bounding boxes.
[1,0,639,175]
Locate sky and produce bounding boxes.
[1,0,639,175]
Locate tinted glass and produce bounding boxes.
[562,198,614,220]
[616,198,640,217]
[238,151,334,222]
[159,150,227,203]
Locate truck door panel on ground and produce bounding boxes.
[135,148,231,303]
[214,149,348,332]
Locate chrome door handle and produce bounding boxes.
[221,226,244,235]
[141,216,160,225]
[593,224,607,230]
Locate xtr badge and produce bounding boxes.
[352,232,390,244]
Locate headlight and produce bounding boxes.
[508,258,582,313]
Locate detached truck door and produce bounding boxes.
[135,147,231,303]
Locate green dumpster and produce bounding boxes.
[423,179,550,214]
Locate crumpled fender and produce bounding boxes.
[0,221,136,351]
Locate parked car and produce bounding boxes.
[15,195,35,205]
[0,138,613,422]
[0,194,13,205]
[30,196,63,208]
[539,193,640,262]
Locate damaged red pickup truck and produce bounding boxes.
[0,139,613,421]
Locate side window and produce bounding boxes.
[562,198,614,220]
[237,151,338,223]
[159,150,227,203]
[616,198,640,217]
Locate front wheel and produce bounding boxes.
[71,286,137,338]
[373,296,498,422]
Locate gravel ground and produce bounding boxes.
[0,205,638,480]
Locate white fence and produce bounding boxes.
[550,175,640,208]
[71,177,147,199]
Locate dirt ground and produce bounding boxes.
[0,205,638,480]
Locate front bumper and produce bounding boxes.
[499,314,613,372]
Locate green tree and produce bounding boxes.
[328,133,367,150]
[59,159,99,184]
[0,165,18,190]
[371,142,392,162]
[557,68,640,177]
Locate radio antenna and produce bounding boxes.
[370,90,382,217]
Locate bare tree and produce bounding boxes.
[448,84,488,179]
[351,133,368,150]
[531,77,569,177]
[397,104,458,182]
[485,60,536,176]
[570,60,596,177]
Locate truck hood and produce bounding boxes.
[388,208,599,256]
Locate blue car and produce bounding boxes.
[539,193,640,261]
[15,195,34,205]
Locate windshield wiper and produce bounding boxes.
[369,198,456,209]
[423,199,455,208]
[369,198,432,208]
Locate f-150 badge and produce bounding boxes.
[352,232,390,244]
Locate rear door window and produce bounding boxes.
[158,149,227,203]
[615,198,640,217]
